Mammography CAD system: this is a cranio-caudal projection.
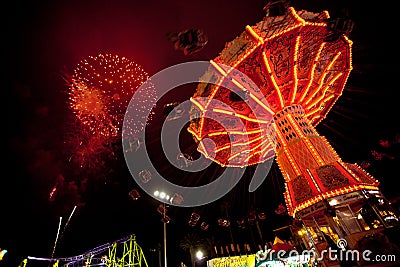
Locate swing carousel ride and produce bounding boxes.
[187,0,399,257]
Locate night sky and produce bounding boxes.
[3,0,399,267]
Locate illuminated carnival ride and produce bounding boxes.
[187,0,399,261]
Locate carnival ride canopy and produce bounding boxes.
[188,6,352,167]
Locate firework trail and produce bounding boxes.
[50,216,62,258]
[58,205,77,244]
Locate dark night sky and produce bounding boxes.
[3,0,399,267]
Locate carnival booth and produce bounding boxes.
[207,237,315,267]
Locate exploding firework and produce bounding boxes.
[62,118,112,174]
[67,53,157,139]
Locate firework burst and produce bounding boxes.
[67,53,156,139]
[62,118,111,173]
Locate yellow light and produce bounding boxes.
[245,25,264,44]
[305,73,342,110]
[190,97,205,111]
[208,129,264,137]
[299,42,325,103]
[262,51,284,108]
[297,230,304,236]
[290,35,301,104]
[305,52,342,106]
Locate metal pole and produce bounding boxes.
[164,205,167,267]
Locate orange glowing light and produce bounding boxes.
[189,7,352,167]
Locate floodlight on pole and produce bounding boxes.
[154,190,170,267]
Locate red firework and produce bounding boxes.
[67,53,156,139]
[62,119,112,173]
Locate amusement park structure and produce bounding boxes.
[188,0,399,265]
[21,235,148,267]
